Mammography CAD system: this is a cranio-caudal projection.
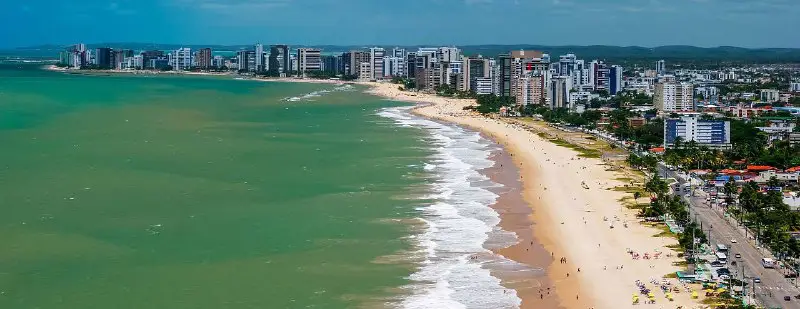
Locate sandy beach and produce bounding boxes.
[364,82,704,309]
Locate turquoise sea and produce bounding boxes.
[0,64,528,309]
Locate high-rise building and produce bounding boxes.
[558,53,576,77]
[760,89,780,103]
[254,44,266,72]
[460,57,490,92]
[170,48,193,71]
[656,60,666,75]
[392,48,406,60]
[664,114,730,149]
[94,48,113,69]
[594,62,610,92]
[550,76,573,109]
[322,55,339,74]
[515,74,545,106]
[437,47,461,63]
[343,50,370,76]
[195,48,213,70]
[384,57,405,77]
[790,82,800,93]
[297,48,322,76]
[112,49,133,70]
[471,77,493,95]
[609,65,623,95]
[500,50,549,106]
[237,50,251,72]
[654,82,694,112]
[370,47,385,80]
[268,45,291,76]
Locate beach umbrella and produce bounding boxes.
[691,291,698,299]
[715,288,726,293]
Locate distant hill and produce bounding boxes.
[5,43,800,63]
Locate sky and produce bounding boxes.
[2,0,799,48]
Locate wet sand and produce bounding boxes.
[482,144,563,309]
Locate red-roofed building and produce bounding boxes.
[649,147,665,154]
[787,166,800,173]
[720,169,743,175]
[747,165,777,172]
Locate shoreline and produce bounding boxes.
[364,81,704,309]
[482,142,561,309]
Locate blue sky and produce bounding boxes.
[2,0,799,48]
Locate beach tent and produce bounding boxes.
[691,291,699,299]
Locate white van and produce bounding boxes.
[761,258,776,268]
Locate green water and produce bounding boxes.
[0,65,429,308]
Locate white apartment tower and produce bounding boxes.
[370,47,385,80]
[171,48,193,71]
[656,60,666,75]
[654,82,694,112]
[255,44,265,72]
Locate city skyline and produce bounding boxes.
[2,0,800,49]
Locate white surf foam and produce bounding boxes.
[282,84,354,102]
[378,106,529,309]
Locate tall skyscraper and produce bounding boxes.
[500,50,549,106]
[237,50,251,72]
[322,55,339,74]
[550,76,573,109]
[297,48,322,76]
[558,53,576,77]
[609,65,623,95]
[95,48,112,69]
[343,50,370,76]
[255,44,266,72]
[195,48,213,70]
[656,60,666,74]
[594,62,610,92]
[269,45,291,76]
[370,47,385,80]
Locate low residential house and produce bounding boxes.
[628,117,647,128]
[757,118,797,143]
[725,105,772,119]
[753,170,799,184]
[784,192,800,211]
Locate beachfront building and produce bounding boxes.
[664,114,731,149]
[297,48,322,77]
[550,76,572,109]
[254,44,266,73]
[370,47,385,80]
[500,50,550,106]
[170,48,193,71]
[195,48,213,70]
[268,45,291,76]
[515,74,545,106]
[471,77,493,95]
[654,82,694,112]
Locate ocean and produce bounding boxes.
[0,64,523,309]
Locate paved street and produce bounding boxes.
[660,165,800,309]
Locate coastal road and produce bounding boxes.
[660,165,800,309]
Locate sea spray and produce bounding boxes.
[378,106,525,309]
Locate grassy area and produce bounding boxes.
[549,138,603,158]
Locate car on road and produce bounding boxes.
[731,238,737,243]
[716,268,731,276]
[735,253,742,258]
[785,296,792,301]
[711,261,724,268]
[753,277,761,283]
[719,274,731,280]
